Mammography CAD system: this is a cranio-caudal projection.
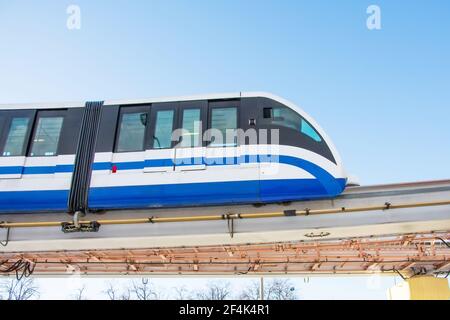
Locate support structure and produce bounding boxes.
[1,233,449,277]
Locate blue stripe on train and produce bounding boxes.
[0,178,347,213]
[0,156,337,174]
[0,166,23,174]
[0,165,74,175]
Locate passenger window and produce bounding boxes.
[301,119,322,142]
[264,106,322,142]
[30,117,64,157]
[117,112,147,152]
[153,110,174,149]
[180,109,201,147]
[210,107,237,147]
[271,106,302,131]
[3,117,30,156]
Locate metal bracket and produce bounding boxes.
[61,221,101,233]
[393,266,428,280]
[304,231,331,238]
[225,214,240,238]
[227,216,234,238]
[61,211,100,233]
[0,223,10,247]
[284,210,297,217]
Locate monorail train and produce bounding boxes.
[0,92,348,214]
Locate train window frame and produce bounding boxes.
[28,109,66,157]
[149,103,178,150]
[207,100,240,148]
[114,105,150,153]
[3,117,31,157]
[300,119,322,142]
[263,106,323,143]
[176,100,208,149]
[0,110,35,158]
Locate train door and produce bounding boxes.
[203,100,260,204]
[146,102,177,172]
[112,105,149,171]
[145,102,177,205]
[23,109,70,211]
[89,105,151,209]
[167,101,207,205]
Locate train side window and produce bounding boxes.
[153,110,174,149]
[210,107,237,147]
[301,119,321,142]
[3,117,30,156]
[271,106,302,131]
[264,106,322,142]
[180,108,201,147]
[116,112,147,152]
[30,116,64,157]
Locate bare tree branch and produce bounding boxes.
[239,280,261,300]
[103,282,131,300]
[120,287,131,300]
[173,285,192,300]
[0,278,39,300]
[104,282,117,300]
[72,285,87,300]
[195,281,231,300]
[265,279,297,300]
[239,279,297,300]
[131,278,160,300]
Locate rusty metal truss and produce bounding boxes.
[1,232,449,277]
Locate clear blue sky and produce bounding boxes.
[1,1,449,299]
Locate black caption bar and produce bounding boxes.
[1,300,447,319]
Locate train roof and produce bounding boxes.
[1,92,291,110]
